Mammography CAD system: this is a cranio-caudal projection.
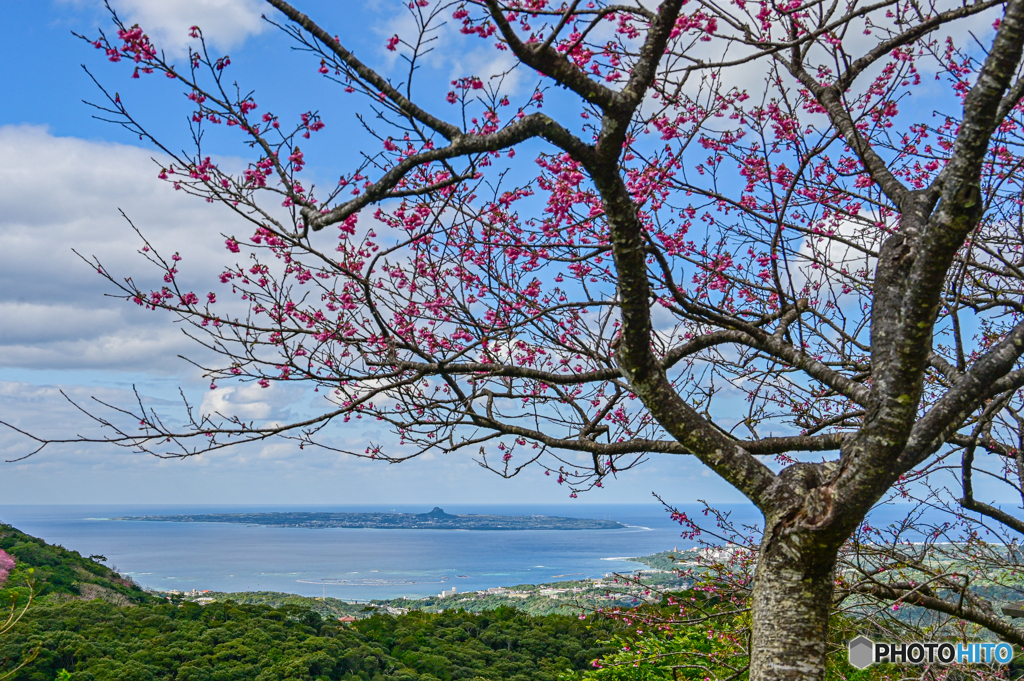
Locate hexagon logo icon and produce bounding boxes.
[848,636,875,669]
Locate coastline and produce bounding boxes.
[155,549,691,618]
[0,504,689,600]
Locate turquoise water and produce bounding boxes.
[0,503,721,599]
[0,502,951,600]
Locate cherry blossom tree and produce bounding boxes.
[582,493,1024,681]
[0,552,35,681]
[10,0,1024,679]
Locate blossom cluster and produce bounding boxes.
[0,549,15,586]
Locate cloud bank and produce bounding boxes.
[0,124,249,372]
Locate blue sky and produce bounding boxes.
[0,0,743,506]
[0,0,1013,515]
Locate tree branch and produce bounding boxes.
[265,0,463,141]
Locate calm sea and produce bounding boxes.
[0,502,957,601]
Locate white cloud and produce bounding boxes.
[0,381,163,460]
[792,216,883,303]
[200,382,295,421]
[0,378,715,505]
[373,3,528,98]
[448,48,525,96]
[0,125,248,372]
[110,0,265,57]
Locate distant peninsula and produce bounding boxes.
[112,507,626,531]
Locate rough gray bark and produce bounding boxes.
[750,529,836,681]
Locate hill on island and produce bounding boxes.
[418,507,456,518]
[0,522,155,607]
[113,508,626,531]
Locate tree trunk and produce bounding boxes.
[749,526,837,681]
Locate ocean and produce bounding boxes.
[0,502,960,601]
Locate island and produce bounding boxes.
[112,507,626,531]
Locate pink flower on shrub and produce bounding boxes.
[0,549,15,586]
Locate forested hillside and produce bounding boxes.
[0,523,154,607]
[0,522,623,680]
[3,600,618,681]
[0,522,983,681]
